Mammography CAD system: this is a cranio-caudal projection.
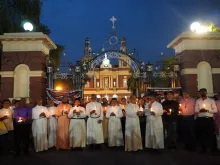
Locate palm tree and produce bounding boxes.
[127,71,141,97]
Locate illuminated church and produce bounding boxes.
[82,34,133,102]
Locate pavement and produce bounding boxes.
[1,146,220,165]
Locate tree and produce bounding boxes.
[50,44,64,71]
[127,71,141,97]
[153,56,176,87]
[0,0,62,68]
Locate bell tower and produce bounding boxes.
[119,37,130,68]
[82,37,93,63]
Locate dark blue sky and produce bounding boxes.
[41,0,220,64]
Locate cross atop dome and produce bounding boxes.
[110,16,117,29]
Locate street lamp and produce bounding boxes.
[190,22,211,33]
[23,21,34,31]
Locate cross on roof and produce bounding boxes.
[110,16,117,29]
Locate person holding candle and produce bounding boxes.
[125,95,143,152]
[106,98,124,147]
[13,98,32,156]
[145,93,164,150]
[86,94,104,149]
[0,99,14,155]
[68,98,87,149]
[120,97,127,142]
[215,94,220,150]
[55,96,72,150]
[195,88,217,153]
[102,97,109,144]
[32,98,50,152]
[162,91,179,149]
[47,99,57,148]
[138,97,146,146]
[179,91,196,151]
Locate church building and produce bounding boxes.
[81,37,133,102]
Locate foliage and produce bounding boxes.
[153,56,176,87]
[127,70,141,96]
[0,0,62,67]
[50,44,65,71]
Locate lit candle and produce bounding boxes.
[179,104,181,107]
[169,109,172,113]
[140,107,143,112]
[179,111,181,114]
[18,117,22,123]
[5,111,9,116]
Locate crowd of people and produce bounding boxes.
[0,88,220,156]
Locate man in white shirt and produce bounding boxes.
[195,88,217,153]
[32,98,50,152]
[47,99,57,148]
[145,93,164,150]
[86,94,104,149]
[106,98,124,147]
[125,95,143,151]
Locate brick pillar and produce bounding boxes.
[0,32,57,102]
[167,32,220,96]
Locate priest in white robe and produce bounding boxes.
[86,94,104,147]
[47,99,57,148]
[68,98,87,148]
[145,93,164,150]
[106,98,124,147]
[32,99,50,152]
[125,95,143,151]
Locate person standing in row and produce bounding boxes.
[68,98,86,149]
[56,96,72,150]
[0,99,14,154]
[32,98,50,152]
[215,96,220,150]
[195,88,217,153]
[125,95,143,152]
[162,91,179,149]
[86,94,104,149]
[179,91,196,151]
[106,98,124,147]
[47,99,57,148]
[145,93,164,150]
[102,98,109,144]
[120,97,127,142]
[13,98,32,156]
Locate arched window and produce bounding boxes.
[14,64,30,98]
[197,62,213,95]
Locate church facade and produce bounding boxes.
[81,37,133,102]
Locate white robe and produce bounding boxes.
[32,105,50,152]
[68,106,87,148]
[86,102,104,144]
[106,106,124,147]
[145,101,164,149]
[125,103,143,151]
[48,106,57,148]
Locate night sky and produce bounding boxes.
[41,0,220,64]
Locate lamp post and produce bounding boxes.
[172,64,180,88]
[72,61,89,100]
[140,61,153,94]
[146,62,153,87]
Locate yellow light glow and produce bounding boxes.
[190,22,211,34]
[55,86,62,91]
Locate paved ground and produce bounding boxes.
[1,146,220,165]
